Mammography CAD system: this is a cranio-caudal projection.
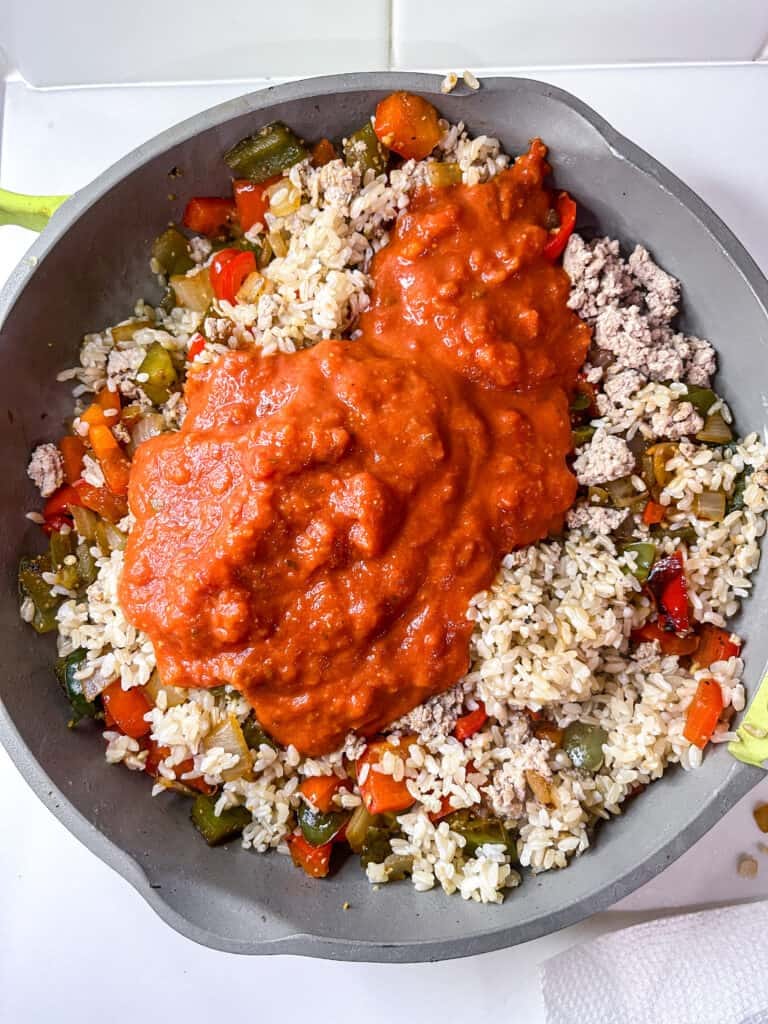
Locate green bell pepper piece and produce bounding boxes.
[191,795,251,846]
[224,122,308,183]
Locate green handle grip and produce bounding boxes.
[0,188,70,232]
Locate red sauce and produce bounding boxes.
[119,140,589,754]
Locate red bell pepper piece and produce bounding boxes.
[695,624,741,668]
[102,681,151,739]
[453,703,488,742]
[232,177,278,232]
[299,775,345,814]
[43,484,84,522]
[209,248,258,305]
[683,678,724,749]
[182,197,237,237]
[642,499,666,525]
[59,435,86,485]
[287,832,333,878]
[357,739,415,815]
[144,740,215,793]
[428,794,455,823]
[647,550,691,635]
[187,333,206,361]
[631,619,699,657]
[543,192,577,261]
[75,480,129,523]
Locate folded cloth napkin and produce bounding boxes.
[541,901,768,1024]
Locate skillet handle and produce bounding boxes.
[0,188,70,232]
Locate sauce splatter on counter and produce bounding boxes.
[119,140,589,754]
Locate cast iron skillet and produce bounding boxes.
[1,72,766,962]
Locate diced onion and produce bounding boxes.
[127,412,165,457]
[693,490,726,522]
[235,271,265,305]
[203,712,253,782]
[696,411,732,444]
[81,663,116,701]
[604,475,646,508]
[71,505,99,542]
[144,669,188,708]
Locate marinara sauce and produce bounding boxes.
[119,140,589,754]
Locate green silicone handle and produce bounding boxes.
[0,188,70,231]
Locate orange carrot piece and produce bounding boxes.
[642,499,666,525]
[453,703,488,742]
[373,91,442,161]
[311,138,337,166]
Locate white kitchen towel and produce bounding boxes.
[541,901,768,1024]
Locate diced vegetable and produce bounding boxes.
[55,648,100,725]
[182,197,237,237]
[80,386,122,431]
[169,266,215,313]
[631,619,700,656]
[287,832,333,877]
[373,92,442,161]
[425,161,462,188]
[241,715,278,751]
[49,528,75,571]
[453,703,488,742]
[642,442,679,494]
[543,192,577,262]
[728,466,753,513]
[71,505,99,542]
[444,809,516,859]
[299,775,345,814]
[138,342,178,405]
[59,435,85,485]
[532,721,565,747]
[357,740,415,815]
[144,670,188,709]
[526,769,555,805]
[697,410,732,444]
[572,424,595,447]
[126,411,165,457]
[18,554,60,633]
[151,227,194,276]
[191,794,251,846]
[311,138,337,166]
[187,333,206,361]
[359,825,395,869]
[75,541,98,588]
[683,678,723,749]
[648,550,691,634]
[603,476,646,509]
[111,319,153,342]
[43,485,83,532]
[209,248,258,305]
[101,681,151,738]
[76,481,128,525]
[94,517,127,553]
[235,270,265,305]
[685,386,717,415]
[562,722,607,772]
[202,712,252,782]
[693,489,726,522]
[642,499,666,526]
[264,178,301,217]
[89,424,131,496]
[428,795,456,823]
[345,803,378,853]
[343,120,389,176]
[695,624,741,668]
[232,177,278,232]
[620,541,656,582]
[224,122,308,183]
[297,803,349,847]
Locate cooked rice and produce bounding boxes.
[30,116,768,904]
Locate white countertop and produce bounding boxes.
[2,63,768,1023]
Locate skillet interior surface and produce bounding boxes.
[1,72,766,961]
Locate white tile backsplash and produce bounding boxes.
[392,0,768,68]
[5,0,389,86]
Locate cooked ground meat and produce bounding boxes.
[573,429,636,486]
[566,504,629,535]
[27,443,64,498]
[628,244,680,326]
[650,401,704,440]
[485,732,553,819]
[391,682,469,744]
[564,235,639,324]
[683,334,717,387]
[594,306,686,382]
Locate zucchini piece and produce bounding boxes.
[342,121,388,176]
[138,342,178,405]
[224,122,308,183]
[152,227,194,277]
[55,648,100,725]
[191,794,251,846]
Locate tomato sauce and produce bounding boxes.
[119,140,589,754]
